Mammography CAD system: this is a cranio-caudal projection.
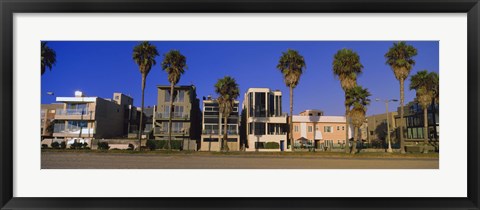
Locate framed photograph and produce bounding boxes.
[1,0,479,209]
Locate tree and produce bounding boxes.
[345,86,371,154]
[133,41,159,150]
[161,50,187,150]
[385,41,418,153]
[41,42,56,75]
[215,76,240,152]
[276,49,306,151]
[333,48,363,153]
[409,70,439,153]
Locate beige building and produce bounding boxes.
[52,92,134,143]
[292,114,352,149]
[153,85,201,150]
[41,104,63,139]
[299,109,324,116]
[366,112,398,147]
[200,97,240,151]
[243,88,288,151]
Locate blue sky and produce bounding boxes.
[41,41,439,116]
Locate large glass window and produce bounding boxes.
[268,93,275,117]
[254,123,266,135]
[254,92,266,117]
[248,93,253,117]
[164,90,185,102]
[324,126,332,133]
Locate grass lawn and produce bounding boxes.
[41,149,439,159]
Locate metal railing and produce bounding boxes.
[202,129,238,135]
[155,112,189,119]
[154,127,189,135]
[56,109,94,116]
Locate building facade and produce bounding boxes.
[52,92,134,142]
[292,114,352,150]
[366,112,398,147]
[299,109,324,116]
[41,104,63,139]
[153,85,201,149]
[243,88,288,151]
[200,96,240,151]
[395,101,439,143]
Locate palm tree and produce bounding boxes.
[215,76,240,152]
[41,42,56,75]
[132,41,159,150]
[276,49,306,151]
[345,86,371,154]
[332,48,363,153]
[409,70,439,153]
[161,50,187,150]
[385,41,418,153]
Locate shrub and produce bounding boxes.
[42,144,49,149]
[265,142,280,149]
[146,140,157,151]
[97,142,110,150]
[51,141,60,149]
[70,142,89,149]
[60,141,67,149]
[127,143,135,150]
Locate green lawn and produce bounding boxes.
[41,149,439,159]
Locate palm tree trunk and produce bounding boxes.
[224,115,229,152]
[167,83,174,150]
[431,98,437,140]
[399,79,406,154]
[351,126,357,154]
[138,74,146,151]
[289,86,294,151]
[423,106,429,153]
[345,94,350,153]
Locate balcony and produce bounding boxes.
[153,127,189,136]
[202,129,238,135]
[53,124,95,137]
[55,109,95,120]
[155,112,189,120]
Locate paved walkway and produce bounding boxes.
[41,152,439,169]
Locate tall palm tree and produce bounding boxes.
[161,50,187,150]
[41,42,56,75]
[332,48,363,153]
[133,41,159,150]
[215,76,240,152]
[385,41,418,153]
[276,49,306,151]
[409,70,439,153]
[345,86,371,154]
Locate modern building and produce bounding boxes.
[292,113,352,150]
[41,104,63,139]
[52,91,135,143]
[243,88,288,151]
[200,96,240,151]
[394,101,439,143]
[366,112,398,147]
[153,85,201,150]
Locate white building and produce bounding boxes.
[243,88,288,151]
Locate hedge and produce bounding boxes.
[265,142,280,149]
[146,140,183,150]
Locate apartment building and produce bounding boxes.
[292,114,352,150]
[41,104,63,139]
[394,101,439,143]
[200,96,240,151]
[243,88,288,151]
[52,92,134,143]
[153,85,201,149]
[299,109,324,116]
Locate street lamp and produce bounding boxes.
[375,98,398,153]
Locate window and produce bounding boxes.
[324,126,332,133]
[370,131,374,135]
[342,126,345,130]
[308,126,312,132]
[337,126,340,130]
[115,95,119,100]
[164,90,185,102]
[248,123,253,134]
[254,123,265,135]
[294,125,299,132]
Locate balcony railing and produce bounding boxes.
[155,112,189,119]
[154,127,189,135]
[202,129,238,135]
[56,109,94,116]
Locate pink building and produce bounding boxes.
[292,114,352,149]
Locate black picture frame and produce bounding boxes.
[1,0,479,209]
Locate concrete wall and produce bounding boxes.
[94,98,126,138]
